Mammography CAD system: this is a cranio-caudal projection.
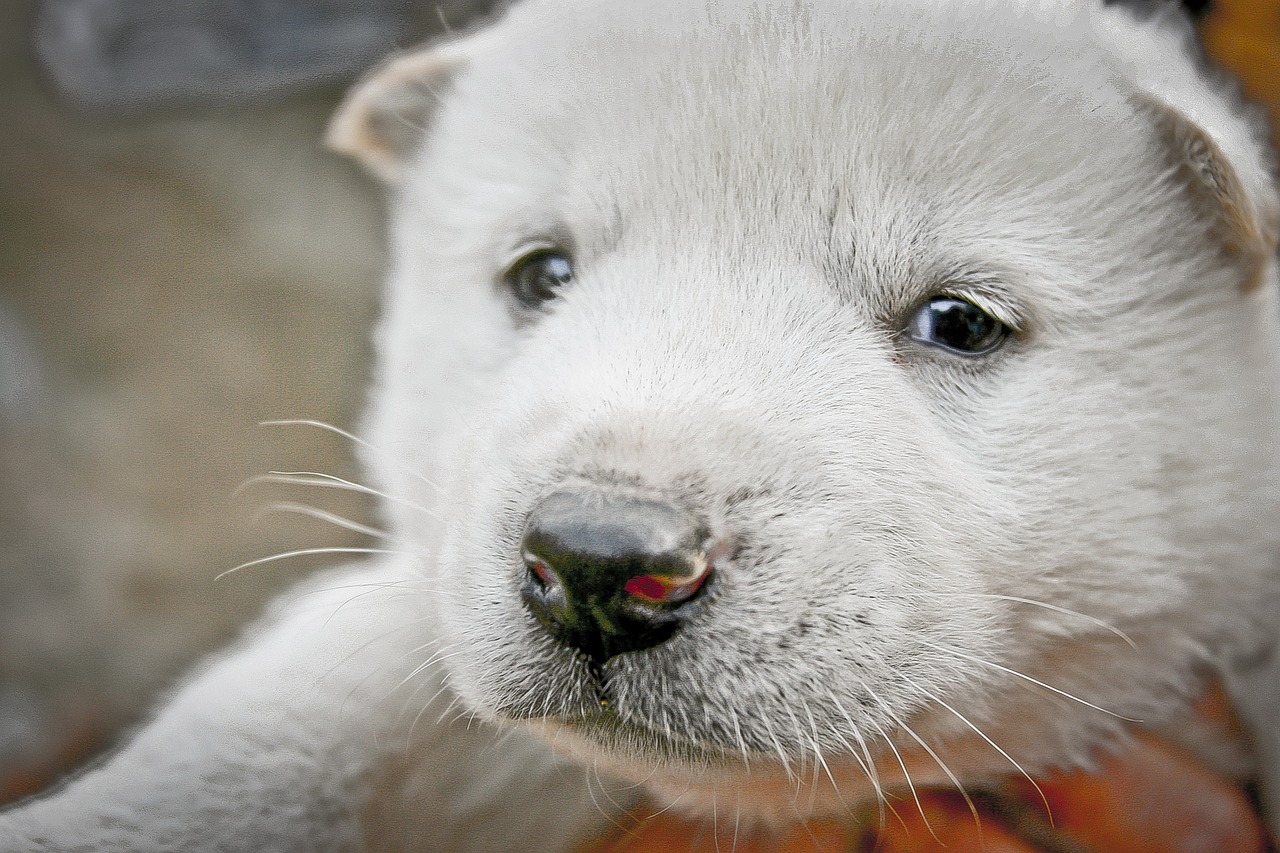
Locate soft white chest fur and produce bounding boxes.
[4,1,1280,850]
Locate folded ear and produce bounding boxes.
[327,27,499,182]
[1137,92,1280,292]
[1094,2,1279,292]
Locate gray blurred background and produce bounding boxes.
[0,0,495,799]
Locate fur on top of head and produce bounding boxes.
[331,0,1277,275]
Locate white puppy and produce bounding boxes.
[5,0,1280,850]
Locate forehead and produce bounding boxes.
[418,0,1163,280]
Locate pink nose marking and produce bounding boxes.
[624,570,709,605]
[624,575,668,601]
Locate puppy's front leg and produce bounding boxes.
[0,559,622,853]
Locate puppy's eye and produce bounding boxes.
[506,250,573,310]
[907,296,1010,356]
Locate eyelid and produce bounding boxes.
[935,287,1024,334]
[500,240,563,274]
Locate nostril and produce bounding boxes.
[520,550,572,637]
[524,552,562,590]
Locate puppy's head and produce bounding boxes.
[332,0,1280,816]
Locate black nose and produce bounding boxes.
[519,486,715,666]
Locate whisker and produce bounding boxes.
[638,784,692,821]
[214,547,407,581]
[326,617,420,676]
[582,765,613,829]
[405,681,456,743]
[391,645,466,694]
[881,706,982,841]
[253,501,387,539]
[585,760,631,822]
[726,705,751,767]
[287,578,430,609]
[823,689,887,827]
[259,418,443,492]
[781,704,812,788]
[757,711,796,783]
[336,631,446,713]
[865,676,983,835]
[436,696,467,727]
[861,706,940,844]
[901,675,1053,824]
[919,639,1143,722]
[947,592,1137,649]
[801,702,845,814]
[712,787,721,853]
[239,472,440,520]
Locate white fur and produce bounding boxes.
[4,0,1279,849]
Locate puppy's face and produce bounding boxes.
[342,0,1280,811]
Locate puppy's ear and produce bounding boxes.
[1094,3,1278,290]
[327,28,498,183]
[1137,93,1280,292]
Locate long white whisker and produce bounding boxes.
[327,620,426,711]
[214,547,406,581]
[641,782,693,821]
[339,633,446,712]
[948,593,1137,649]
[270,470,384,491]
[872,696,981,839]
[584,760,629,821]
[900,674,1052,820]
[712,787,721,853]
[919,639,1142,722]
[781,703,812,789]
[582,764,611,827]
[239,472,440,520]
[253,501,387,539]
[861,705,939,844]
[434,693,465,727]
[726,705,751,767]
[259,418,443,492]
[757,711,796,783]
[260,418,367,446]
[823,689,887,828]
[405,682,456,743]
[397,678,451,735]
[800,702,845,814]
[392,645,465,694]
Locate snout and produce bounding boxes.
[519,485,718,666]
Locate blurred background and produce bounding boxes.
[0,0,1277,805]
[0,0,498,800]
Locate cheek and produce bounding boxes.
[952,354,1206,617]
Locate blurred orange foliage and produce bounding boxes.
[1204,0,1280,134]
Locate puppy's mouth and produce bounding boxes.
[476,636,743,765]
[528,693,741,768]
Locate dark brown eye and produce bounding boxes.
[506,250,573,309]
[907,296,1010,356]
